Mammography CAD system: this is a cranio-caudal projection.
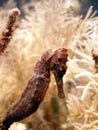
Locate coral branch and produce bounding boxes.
[0,8,20,55]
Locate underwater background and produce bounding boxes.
[0,0,98,130]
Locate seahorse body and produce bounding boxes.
[1,48,68,130]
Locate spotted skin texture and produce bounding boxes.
[1,48,68,130]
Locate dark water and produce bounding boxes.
[79,0,98,15]
[0,0,98,15]
[0,0,39,7]
[90,0,98,14]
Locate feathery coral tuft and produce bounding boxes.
[0,0,98,130]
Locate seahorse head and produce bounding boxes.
[50,48,68,98]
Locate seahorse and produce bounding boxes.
[0,48,68,130]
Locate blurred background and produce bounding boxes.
[0,0,98,130]
[0,0,98,15]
